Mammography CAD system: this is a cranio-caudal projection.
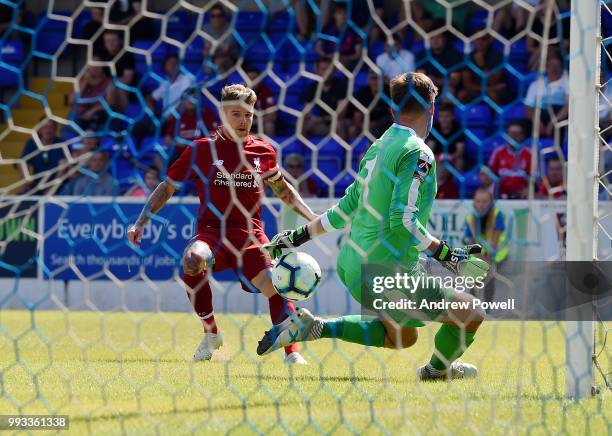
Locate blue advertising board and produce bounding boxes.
[43,199,279,281]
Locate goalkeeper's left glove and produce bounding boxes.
[432,240,490,280]
[263,225,311,260]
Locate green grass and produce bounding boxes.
[0,310,609,435]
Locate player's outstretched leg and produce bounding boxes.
[183,241,223,362]
[417,291,485,381]
[256,308,418,355]
[251,268,308,364]
[268,294,307,364]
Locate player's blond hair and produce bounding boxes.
[221,84,257,107]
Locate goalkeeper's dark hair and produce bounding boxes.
[389,72,438,116]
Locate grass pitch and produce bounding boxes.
[0,310,609,435]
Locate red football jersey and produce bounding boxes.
[166,128,280,234]
[489,145,532,198]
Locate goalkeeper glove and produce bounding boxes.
[432,241,490,280]
[263,225,311,260]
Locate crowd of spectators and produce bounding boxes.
[12,0,584,203]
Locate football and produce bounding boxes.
[272,252,322,301]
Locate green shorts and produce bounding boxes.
[337,251,456,327]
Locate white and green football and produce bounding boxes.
[272,252,322,301]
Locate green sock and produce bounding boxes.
[321,315,385,347]
[429,325,476,371]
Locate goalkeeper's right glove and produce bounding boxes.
[263,225,311,260]
[432,240,490,280]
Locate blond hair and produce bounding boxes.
[221,84,257,106]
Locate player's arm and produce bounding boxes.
[267,173,317,222]
[127,144,195,245]
[263,168,363,259]
[388,149,489,279]
[127,181,176,245]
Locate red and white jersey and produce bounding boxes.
[167,127,280,234]
[489,145,532,197]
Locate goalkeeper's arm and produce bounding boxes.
[388,149,490,279]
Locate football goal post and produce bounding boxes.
[566,0,609,399]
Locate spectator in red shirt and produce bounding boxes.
[488,122,532,199]
[245,66,277,137]
[161,90,218,167]
[458,33,509,104]
[316,3,362,70]
[436,157,459,199]
[537,156,566,199]
[126,167,161,197]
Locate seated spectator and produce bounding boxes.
[96,30,136,87]
[426,102,467,171]
[410,1,470,35]
[527,6,569,72]
[339,71,391,141]
[109,0,136,24]
[159,90,217,168]
[416,29,463,96]
[0,4,13,37]
[316,3,362,70]
[478,165,497,196]
[83,7,104,53]
[126,167,160,197]
[71,61,127,129]
[291,0,326,40]
[352,0,385,44]
[488,122,532,199]
[283,153,318,198]
[436,157,459,199]
[152,53,193,116]
[129,1,158,42]
[202,4,238,72]
[375,34,415,82]
[57,133,99,193]
[537,156,566,199]
[524,54,568,137]
[130,91,162,141]
[464,187,508,302]
[245,66,277,137]
[458,33,509,104]
[67,130,99,158]
[301,57,348,137]
[493,1,534,38]
[20,118,65,194]
[60,151,115,196]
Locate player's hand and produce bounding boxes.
[127,223,144,246]
[432,241,490,280]
[264,225,311,260]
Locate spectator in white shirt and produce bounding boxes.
[152,53,193,115]
[524,54,569,137]
[375,34,415,82]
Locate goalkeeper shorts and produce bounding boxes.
[336,249,456,326]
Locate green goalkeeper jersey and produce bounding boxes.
[322,123,437,274]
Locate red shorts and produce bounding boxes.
[190,227,273,293]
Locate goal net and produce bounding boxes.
[0,0,609,433]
